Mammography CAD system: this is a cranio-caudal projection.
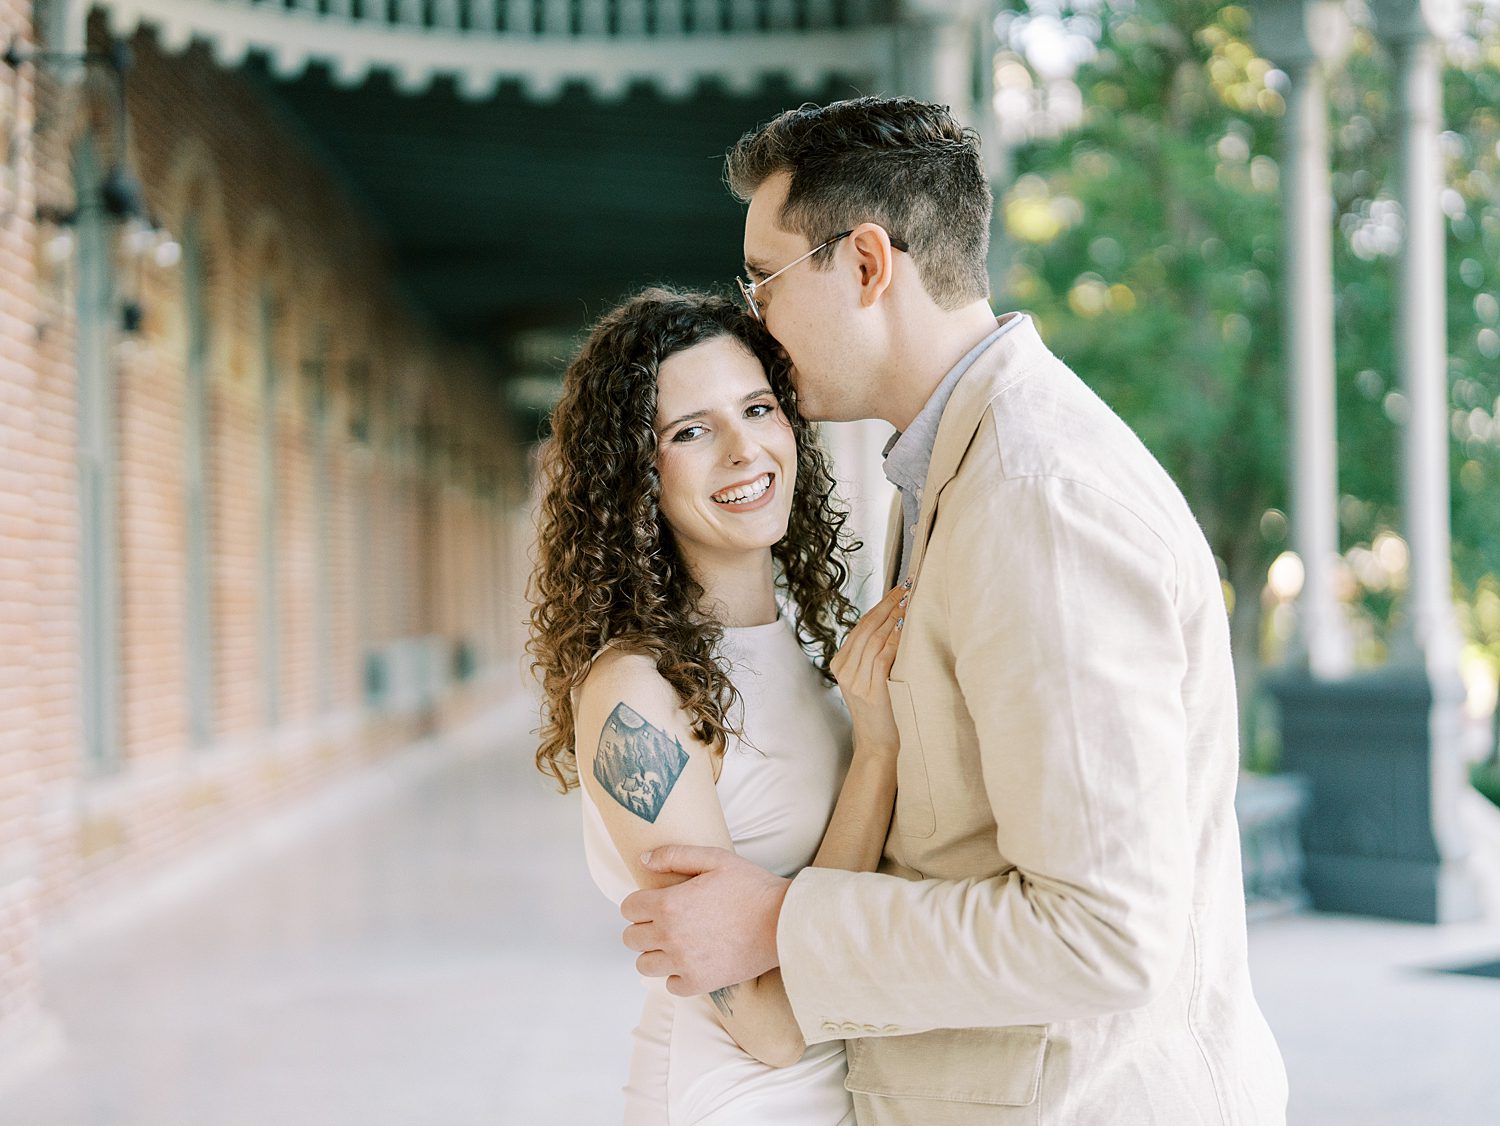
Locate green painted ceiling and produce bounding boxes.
[246,58,856,369]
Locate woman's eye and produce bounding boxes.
[672,425,706,443]
[746,402,776,419]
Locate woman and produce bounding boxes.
[528,288,906,1124]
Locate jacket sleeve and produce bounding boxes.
[777,473,1194,1042]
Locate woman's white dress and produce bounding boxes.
[580,615,856,1125]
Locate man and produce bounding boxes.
[622,96,1287,1125]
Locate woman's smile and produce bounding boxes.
[711,472,776,510]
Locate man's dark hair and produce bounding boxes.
[725,96,992,310]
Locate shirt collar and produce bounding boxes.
[881,315,1023,493]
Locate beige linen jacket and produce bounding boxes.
[777,316,1287,1125]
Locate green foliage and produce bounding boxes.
[1440,32,1500,605]
[1002,0,1291,626]
[999,0,1500,676]
[1323,9,1500,602]
[1458,575,1500,670]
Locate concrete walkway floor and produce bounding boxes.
[4,697,1499,1125]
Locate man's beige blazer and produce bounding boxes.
[777,315,1287,1124]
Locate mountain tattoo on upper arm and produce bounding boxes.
[593,702,690,824]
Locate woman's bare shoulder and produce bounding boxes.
[575,645,730,860]
[577,645,670,711]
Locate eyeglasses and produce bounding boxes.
[737,229,908,322]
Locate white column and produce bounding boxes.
[823,421,897,608]
[1285,59,1353,676]
[41,0,88,58]
[830,1,988,603]
[1371,0,1464,676]
[973,2,1012,304]
[1250,0,1353,678]
[893,1,1001,298]
[895,1,985,108]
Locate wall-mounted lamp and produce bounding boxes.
[6,38,178,334]
[5,38,153,227]
[120,214,181,333]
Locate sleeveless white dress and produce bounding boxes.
[580,615,856,1125]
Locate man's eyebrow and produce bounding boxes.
[656,390,773,435]
[743,257,771,280]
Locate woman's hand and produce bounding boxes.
[829,582,906,757]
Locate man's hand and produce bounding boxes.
[621,845,790,996]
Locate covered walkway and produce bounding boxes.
[5,695,1499,1126]
[3,695,638,1124]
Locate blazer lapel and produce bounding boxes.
[902,314,1047,586]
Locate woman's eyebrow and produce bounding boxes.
[656,390,771,435]
[656,408,704,434]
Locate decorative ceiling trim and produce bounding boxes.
[92,0,898,100]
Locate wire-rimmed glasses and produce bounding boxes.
[736,229,908,322]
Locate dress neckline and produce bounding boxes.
[723,611,784,636]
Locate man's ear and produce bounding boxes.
[849,223,898,308]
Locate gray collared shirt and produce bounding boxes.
[883,316,1023,585]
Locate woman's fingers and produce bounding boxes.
[876,610,902,674]
[835,586,902,674]
[846,601,903,694]
[860,609,902,685]
[836,584,908,691]
[864,585,906,633]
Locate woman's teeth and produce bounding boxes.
[712,473,772,504]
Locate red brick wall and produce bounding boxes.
[0,0,50,1077]
[1,12,530,1053]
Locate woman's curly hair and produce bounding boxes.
[528,287,862,792]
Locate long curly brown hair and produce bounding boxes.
[528,288,861,793]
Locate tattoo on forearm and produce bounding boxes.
[593,702,689,824]
[709,985,736,1019]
